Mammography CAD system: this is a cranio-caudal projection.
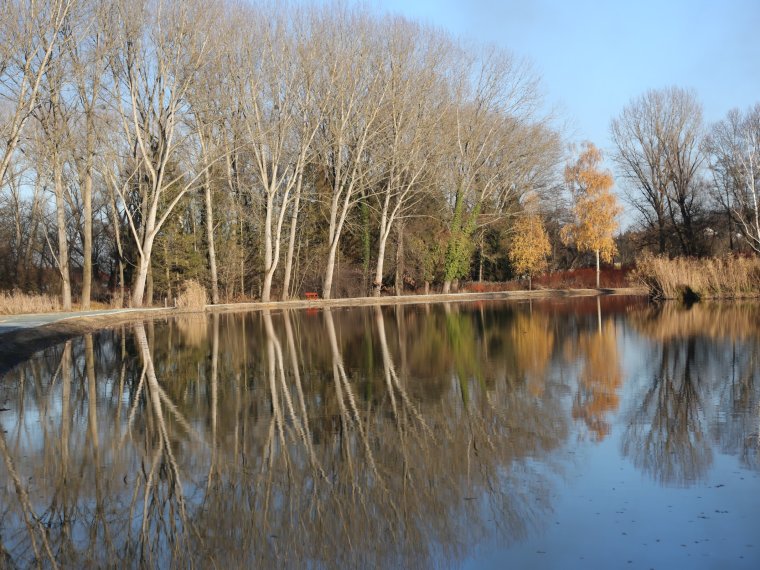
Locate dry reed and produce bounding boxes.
[632,253,760,300]
[0,290,62,315]
[175,280,208,310]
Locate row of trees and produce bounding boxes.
[611,87,760,257]
[1,2,756,309]
[0,0,563,308]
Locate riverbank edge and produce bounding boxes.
[0,287,646,374]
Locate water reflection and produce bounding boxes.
[571,299,623,441]
[624,302,760,485]
[0,298,759,567]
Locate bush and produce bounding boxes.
[175,280,208,310]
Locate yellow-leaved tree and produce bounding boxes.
[561,142,622,288]
[508,212,551,290]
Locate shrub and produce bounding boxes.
[175,280,208,310]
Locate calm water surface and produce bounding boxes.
[1,297,759,569]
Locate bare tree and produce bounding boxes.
[704,104,760,253]
[439,48,551,293]
[0,0,74,189]
[611,87,705,255]
[109,0,222,306]
[33,38,74,309]
[234,6,321,302]
[67,0,114,308]
[370,18,449,296]
[311,6,389,299]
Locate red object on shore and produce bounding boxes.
[304,292,319,300]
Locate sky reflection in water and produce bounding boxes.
[0,297,759,568]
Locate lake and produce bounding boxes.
[1,297,759,569]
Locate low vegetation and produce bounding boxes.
[633,254,760,301]
[0,291,61,315]
[175,280,208,310]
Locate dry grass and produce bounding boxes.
[0,291,61,315]
[175,280,208,310]
[633,253,760,300]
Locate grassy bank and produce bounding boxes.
[633,254,760,301]
[0,290,123,315]
[0,291,62,315]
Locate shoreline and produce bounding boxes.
[0,287,646,374]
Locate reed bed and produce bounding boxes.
[633,254,760,300]
[175,280,208,310]
[0,291,62,315]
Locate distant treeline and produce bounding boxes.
[0,1,757,308]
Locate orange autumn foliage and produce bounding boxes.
[508,213,551,282]
[561,142,622,264]
[570,320,623,441]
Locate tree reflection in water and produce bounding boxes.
[0,298,758,567]
[624,302,760,485]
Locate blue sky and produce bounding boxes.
[360,0,760,221]
[364,0,760,153]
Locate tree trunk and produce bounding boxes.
[240,218,245,297]
[281,173,303,301]
[372,234,387,297]
[442,280,452,294]
[204,179,219,304]
[596,249,600,289]
[82,165,93,309]
[118,258,125,307]
[164,240,171,304]
[372,193,392,297]
[132,235,156,307]
[23,182,42,288]
[323,183,350,301]
[110,194,125,307]
[323,245,338,300]
[394,224,404,296]
[54,158,72,311]
[657,214,666,254]
[146,262,154,306]
[261,193,275,303]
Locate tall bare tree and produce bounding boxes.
[234,6,321,302]
[611,87,705,255]
[33,34,75,309]
[0,0,74,189]
[370,18,449,296]
[110,0,221,306]
[311,7,389,299]
[68,0,114,308]
[439,48,553,293]
[704,104,760,253]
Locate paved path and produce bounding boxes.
[0,307,169,335]
[0,287,648,337]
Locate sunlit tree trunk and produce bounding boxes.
[596,249,600,289]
